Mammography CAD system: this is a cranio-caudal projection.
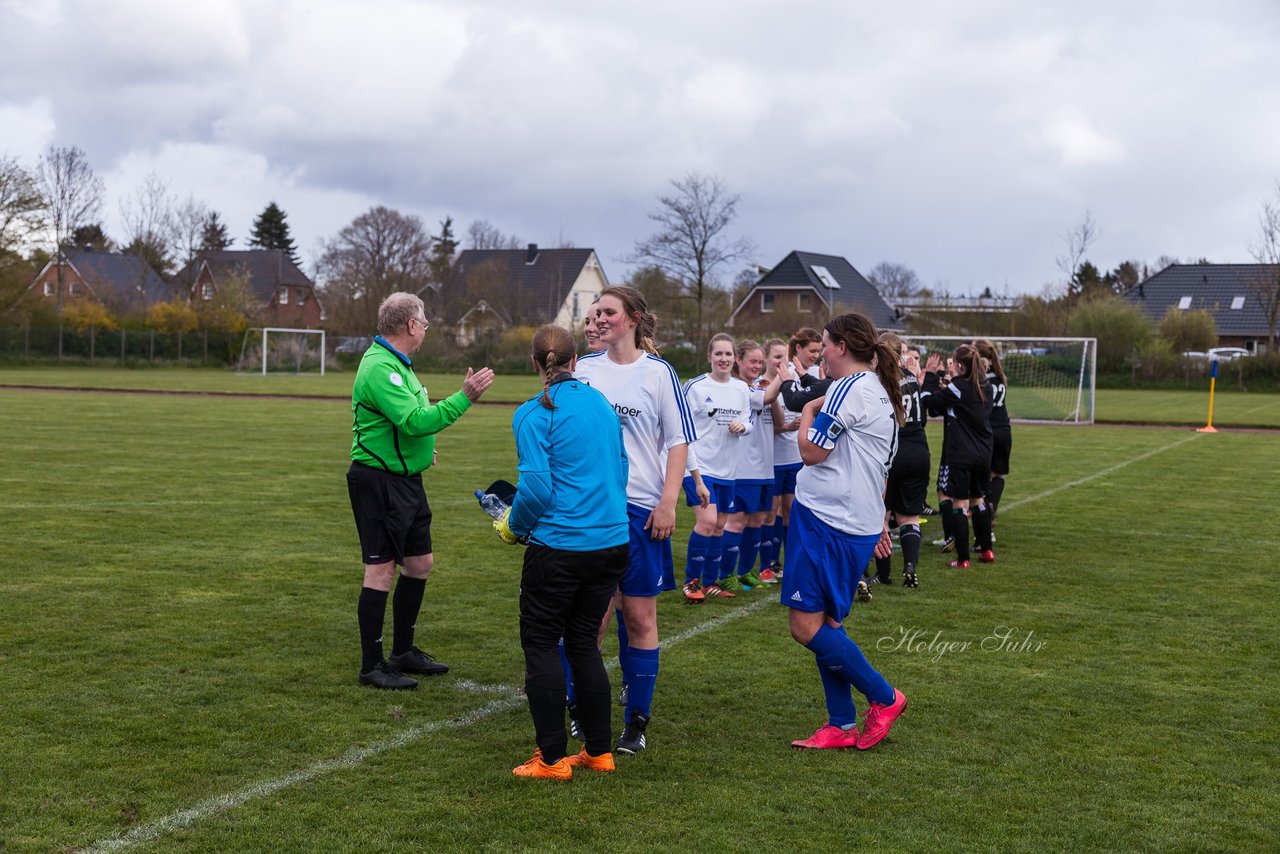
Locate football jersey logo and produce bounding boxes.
[828,422,844,438]
[389,372,403,387]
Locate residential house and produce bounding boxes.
[178,250,324,328]
[31,250,169,316]
[1121,263,1279,353]
[728,250,900,332]
[440,244,608,345]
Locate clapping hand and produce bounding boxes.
[462,367,496,402]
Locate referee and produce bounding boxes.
[347,292,494,689]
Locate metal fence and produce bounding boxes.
[0,326,242,364]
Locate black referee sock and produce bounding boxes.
[900,523,922,569]
[391,574,427,656]
[952,508,970,562]
[939,499,954,541]
[358,587,389,673]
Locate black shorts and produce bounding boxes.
[346,462,433,565]
[886,443,930,517]
[948,465,990,501]
[991,426,1012,475]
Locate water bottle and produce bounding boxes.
[474,489,508,519]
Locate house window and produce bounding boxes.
[1177,296,1192,310]
[797,292,812,311]
[572,291,580,321]
[296,288,307,306]
[1231,296,1245,310]
[43,282,54,297]
[761,292,775,313]
[278,285,289,305]
[201,283,214,301]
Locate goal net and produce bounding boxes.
[236,327,326,376]
[907,336,1096,423]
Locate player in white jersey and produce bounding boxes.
[764,328,822,580]
[783,313,909,752]
[680,333,751,600]
[760,337,799,584]
[574,286,693,756]
[722,338,783,591]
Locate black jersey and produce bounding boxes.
[780,373,834,411]
[921,372,993,470]
[986,370,1010,428]
[898,373,928,448]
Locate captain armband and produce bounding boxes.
[807,411,844,449]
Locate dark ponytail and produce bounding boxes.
[600,285,660,354]
[952,343,987,402]
[825,313,905,425]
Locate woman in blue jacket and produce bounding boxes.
[500,324,631,780]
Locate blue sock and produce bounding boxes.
[703,535,723,586]
[624,645,659,723]
[814,656,857,728]
[738,526,762,577]
[685,532,711,584]
[759,522,776,570]
[720,530,742,581]
[616,610,632,691]
[774,519,787,566]
[558,637,576,705]
[806,623,894,707]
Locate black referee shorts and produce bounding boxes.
[346,461,433,565]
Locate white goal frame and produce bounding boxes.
[908,335,1096,424]
[237,327,326,376]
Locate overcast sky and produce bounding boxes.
[3,0,1279,295]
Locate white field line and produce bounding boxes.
[83,598,774,853]
[1000,433,1202,513]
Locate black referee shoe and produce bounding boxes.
[359,661,418,690]
[388,646,450,677]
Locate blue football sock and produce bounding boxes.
[558,637,576,705]
[625,645,659,724]
[685,532,711,584]
[704,535,724,586]
[719,530,742,581]
[807,623,894,707]
[738,526,762,577]
[814,656,858,728]
[759,523,777,570]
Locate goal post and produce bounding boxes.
[236,327,326,376]
[907,336,1096,424]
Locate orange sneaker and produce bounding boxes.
[758,567,778,585]
[704,582,736,598]
[566,747,616,773]
[791,722,859,750]
[682,578,706,603]
[512,749,572,780]
[856,688,908,750]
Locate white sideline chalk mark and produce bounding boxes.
[1001,433,1202,513]
[84,597,775,852]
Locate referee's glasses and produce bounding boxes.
[411,315,430,331]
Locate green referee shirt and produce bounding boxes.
[350,337,473,475]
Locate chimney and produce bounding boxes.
[526,243,539,265]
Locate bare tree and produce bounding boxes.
[867,261,922,302]
[316,205,435,333]
[1248,181,1280,355]
[1056,210,1101,295]
[168,195,212,285]
[120,172,177,275]
[37,145,105,315]
[0,155,45,253]
[466,219,523,250]
[631,172,755,339]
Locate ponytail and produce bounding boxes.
[532,324,578,410]
[825,313,905,425]
[952,343,987,402]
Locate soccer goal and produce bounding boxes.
[236,327,326,376]
[908,336,1096,423]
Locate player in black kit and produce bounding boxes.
[974,339,1011,531]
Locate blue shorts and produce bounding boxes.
[620,503,672,597]
[683,475,736,512]
[778,501,879,621]
[734,479,774,515]
[773,462,803,496]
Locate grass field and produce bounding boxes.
[2,381,1279,852]
[4,366,1280,428]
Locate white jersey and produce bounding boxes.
[575,350,694,509]
[773,365,803,467]
[738,377,774,481]
[795,372,899,536]
[682,373,751,481]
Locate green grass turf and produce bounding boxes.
[2,391,1278,852]
[1095,388,1280,429]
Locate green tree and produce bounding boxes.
[1067,296,1152,373]
[1158,307,1216,355]
[1,155,44,254]
[201,210,233,251]
[145,299,199,334]
[248,202,299,264]
[68,223,113,251]
[195,270,253,334]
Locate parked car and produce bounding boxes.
[1207,347,1251,361]
[334,336,373,354]
[1181,351,1209,361]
